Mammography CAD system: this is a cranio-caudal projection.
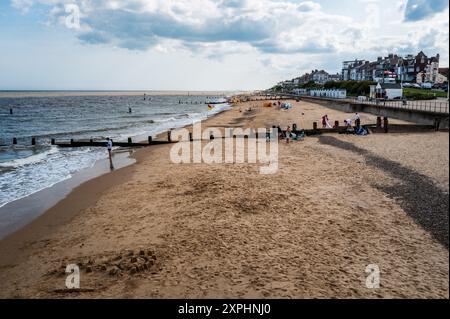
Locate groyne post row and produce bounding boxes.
[5,118,442,147]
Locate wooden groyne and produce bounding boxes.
[2,118,440,148]
[1,134,176,148]
[52,138,174,148]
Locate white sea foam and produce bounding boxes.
[0,147,59,168]
[0,147,106,207]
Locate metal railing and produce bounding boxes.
[347,97,449,114]
[263,91,449,113]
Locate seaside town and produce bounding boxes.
[273,51,449,101]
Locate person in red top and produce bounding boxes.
[322,115,329,128]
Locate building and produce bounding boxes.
[343,51,441,84]
[342,59,365,80]
[311,70,329,84]
[310,89,347,99]
[294,73,311,85]
[292,88,308,95]
[370,83,403,99]
[397,54,416,82]
[328,73,341,82]
[292,69,338,85]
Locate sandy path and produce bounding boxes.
[0,99,447,298]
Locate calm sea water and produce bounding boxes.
[0,94,230,207]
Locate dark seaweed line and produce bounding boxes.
[318,136,449,249]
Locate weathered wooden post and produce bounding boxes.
[128,137,132,144]
[376,117,382,128]
[383,117,389,133]
[13,137,17,145]
[31,137,36,145]
[313,122,318,130]
[434,118,440,131]
[148,136,152,144]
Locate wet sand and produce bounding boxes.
[0,99,448,298]
[0,151,136,239]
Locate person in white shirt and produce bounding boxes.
[106,138,114,169]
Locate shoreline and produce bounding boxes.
[0,104,234,246]
[0,151,136,240]
[0,103,233,239]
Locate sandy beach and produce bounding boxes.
[0,98,448,299]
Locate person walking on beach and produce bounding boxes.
[106,138,114,170]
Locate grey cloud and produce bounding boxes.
[79,8,275,50]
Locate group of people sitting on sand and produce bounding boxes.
[276,101,292,110]
[276,125,305,143]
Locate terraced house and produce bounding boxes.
[342,51,442,84]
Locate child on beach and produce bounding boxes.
[286,126,292,143]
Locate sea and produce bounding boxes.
[0,92,231,209]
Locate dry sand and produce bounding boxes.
[0,99,448,298]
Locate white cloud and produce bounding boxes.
[5,0,450,90]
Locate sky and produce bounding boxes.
[0,0,448,91]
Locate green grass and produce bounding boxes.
[403,87,447,99]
